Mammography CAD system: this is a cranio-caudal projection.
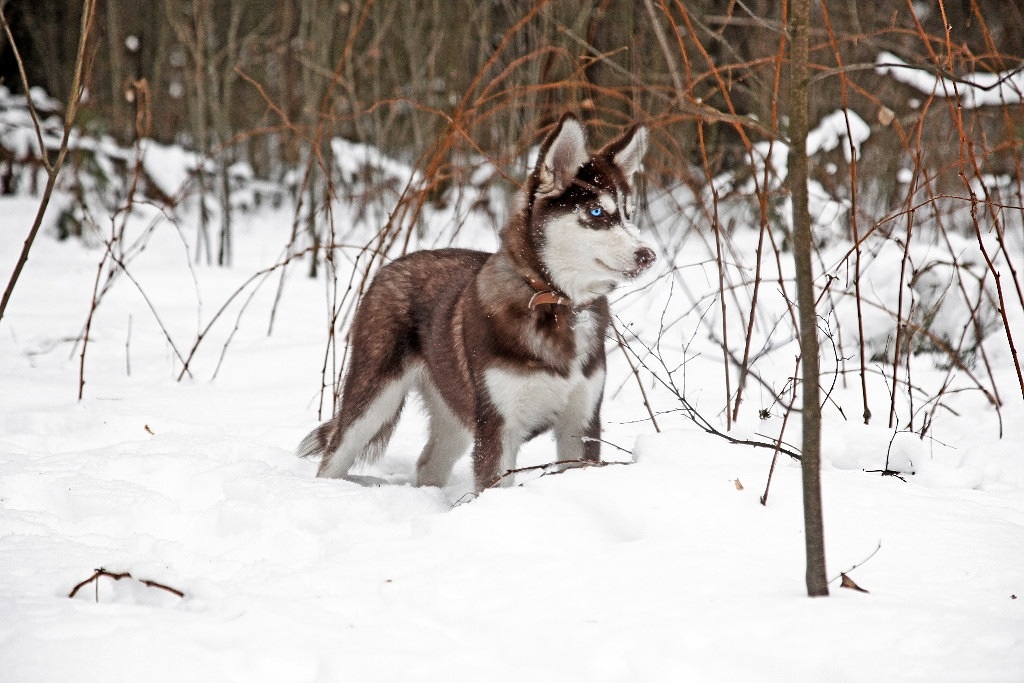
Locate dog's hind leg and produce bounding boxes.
[315,365,419,479]
[416,379,472,488]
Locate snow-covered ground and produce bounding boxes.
[1,141,1023,683]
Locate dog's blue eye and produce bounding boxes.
[589,207,603,217]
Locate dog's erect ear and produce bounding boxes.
[603,124,648,187]
[535,114,588,198]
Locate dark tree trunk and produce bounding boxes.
[788,0,829,599]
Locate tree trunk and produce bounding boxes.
[788,0,829,598]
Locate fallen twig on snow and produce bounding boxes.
[68,568,185,602]
[829,540,883,587]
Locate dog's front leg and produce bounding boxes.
[554,407,602,467]
[581,409,602,462]
[471,413,520,491]
[555,370,604,465]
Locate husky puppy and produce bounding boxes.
[299,114,655,492]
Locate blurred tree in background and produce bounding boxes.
[2,0,1020,187]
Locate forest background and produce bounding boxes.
[1,2,1024,678]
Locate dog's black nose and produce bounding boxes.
[635,246,656,270]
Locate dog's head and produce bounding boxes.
[522,114,656,306]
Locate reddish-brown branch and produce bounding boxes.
[0,0,97,326]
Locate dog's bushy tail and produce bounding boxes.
[296,422,332,460]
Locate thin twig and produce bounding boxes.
[829,540,883,585]
[761,355,801,506]
[618,324,803,461]
[483,458,632,490]
[0,0,97,325]
[613,321,661,433]
[68,568,185,601]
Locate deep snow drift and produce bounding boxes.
[1,138,1023,683]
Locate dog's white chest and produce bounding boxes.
[483,307,604,439]
[484,365,603,437]
[483,303,602,438]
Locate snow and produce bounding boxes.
[331,138,421,188]
[876,51,1024,108]
[2,141,1024,682]
[806,109,870,162]
[138,139,203,200]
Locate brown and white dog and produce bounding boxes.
[298,114,655,492]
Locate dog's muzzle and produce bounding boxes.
[625,246,656,278]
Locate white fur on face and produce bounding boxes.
[540,204,653,305]
[598,193,618,215]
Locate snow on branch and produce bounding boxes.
[875,51,1024,108]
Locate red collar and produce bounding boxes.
[528,290,572,309]
[518,270,572,310]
